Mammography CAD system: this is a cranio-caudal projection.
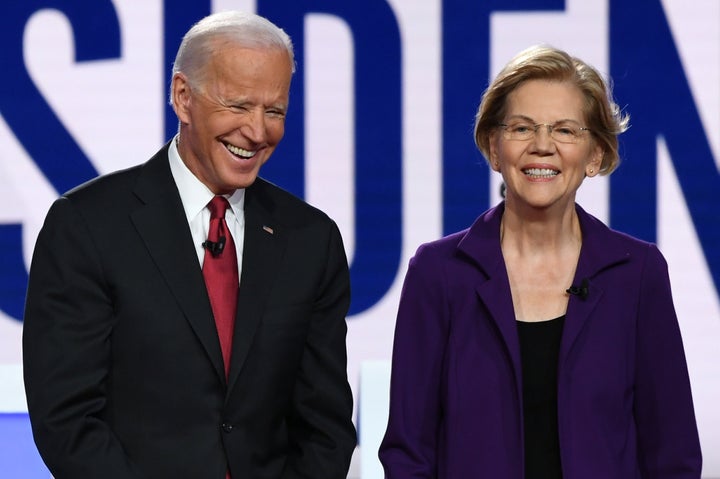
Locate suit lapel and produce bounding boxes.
[130,146,226,382]
[227,180,288,392]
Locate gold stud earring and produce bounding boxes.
[589,168,594,174]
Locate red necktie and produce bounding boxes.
[202,196,238,377]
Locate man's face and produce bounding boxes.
[172,44,292,194]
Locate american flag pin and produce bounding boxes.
[262,225,274,235]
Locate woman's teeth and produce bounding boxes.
[523,168,558,178]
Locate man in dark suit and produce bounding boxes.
[22,10,356,479]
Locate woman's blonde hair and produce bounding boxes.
[474,45,629,174]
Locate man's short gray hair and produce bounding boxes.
[170,10,295,104]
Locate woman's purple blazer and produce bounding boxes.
[379,202,701,478]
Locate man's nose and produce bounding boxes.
[241,109,268,144]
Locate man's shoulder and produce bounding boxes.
[249,177,334,227]
[64,164,143,200]
[63,145,171,206]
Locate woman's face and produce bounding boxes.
[489,79,603,213]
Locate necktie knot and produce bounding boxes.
[208,196,230,219]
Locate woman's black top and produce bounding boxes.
[517,315,565,479]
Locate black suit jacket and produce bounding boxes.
[23,144,357,478]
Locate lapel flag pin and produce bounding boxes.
[263,225,274,235]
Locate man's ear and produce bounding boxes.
[171,73,191,124]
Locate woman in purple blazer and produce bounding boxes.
[379,45,701,478]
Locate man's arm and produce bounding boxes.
[282,220,357,479]
[23,197,142,479]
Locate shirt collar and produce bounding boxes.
[168,135,245,221]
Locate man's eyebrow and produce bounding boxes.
[221,97,250,106]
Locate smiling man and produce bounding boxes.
[23,11,356,479]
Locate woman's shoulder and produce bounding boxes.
[411,205,502,269]
[577,205,665,262]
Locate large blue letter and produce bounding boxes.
[0,1,121,321]
[257,1,403,315]
[610,0,720,297]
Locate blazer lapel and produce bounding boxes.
[475,264,524,396]
[130,146,226,382]
[227,180,288,392]
[459,204,524,396]
[460,204,633,403]
[559,206,631,365]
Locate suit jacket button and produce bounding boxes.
[221,422,234,433]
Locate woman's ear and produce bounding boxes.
[489,131,501,172]
[586,145,604,177]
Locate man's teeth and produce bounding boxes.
[523,168,558,178]
[225,143,255,159]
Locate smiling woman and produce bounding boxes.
[379,45,702,479]
[488,79,602,218]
